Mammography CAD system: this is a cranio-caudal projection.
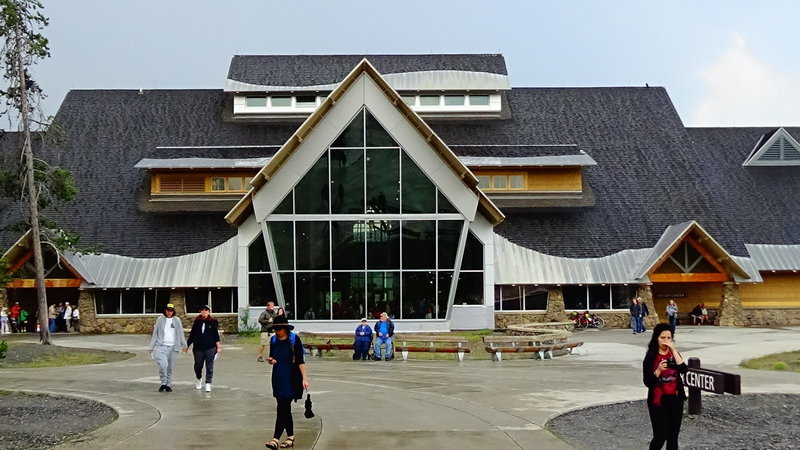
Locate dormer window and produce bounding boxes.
[396,93,501,113]
[743,128,800,166]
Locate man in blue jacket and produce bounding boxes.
[373,312,394,361]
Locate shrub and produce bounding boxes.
[0,340,7,359]
[238,308,260,337]
[772,361,789,371]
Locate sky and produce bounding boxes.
[15,0,800,129]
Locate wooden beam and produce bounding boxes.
[4,278,82,288]
[684,236,729,275]
[649,273,729,283]
[7,250,33,274]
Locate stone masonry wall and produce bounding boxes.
[742,308,800,326]
[716,283,744,326]
[0,288,7,310]
[79,289,239,334]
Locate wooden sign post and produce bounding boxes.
[682,357,741,415]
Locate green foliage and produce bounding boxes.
[0,340,7,359]
[238,308,260,337]
[772,361,789,371]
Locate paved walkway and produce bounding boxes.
[1,326,799,449]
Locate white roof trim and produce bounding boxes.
[135,157,271,170]
[225,70,511,93]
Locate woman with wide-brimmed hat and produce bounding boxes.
[265,314,309,449]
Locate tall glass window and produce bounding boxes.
[259,108,481,320]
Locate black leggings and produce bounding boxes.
[648,395,684,450]
[193,348,216,383]
[273,398,294,440]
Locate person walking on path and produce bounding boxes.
[148,303,187,392]
[265,315,309,449]
[643,322,687,450]
[62,302,73,332]
[9,302,21,333]
[373,312,394,360]
[257,302,279,362]
[0,307,9,334]
[353,318,372,360]
[186,305,222,392]
[71,306,81,332]
[48,303,58,333]
[666,300,678,333]
[630,298,642,334]
[639,297,650,333]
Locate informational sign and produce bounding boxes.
[683,357,741,415]
[680,368,725,394]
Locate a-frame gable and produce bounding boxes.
[743,127,800,166]
[2,230,85,287]
[225,59,504,226]
[633,221,751,282]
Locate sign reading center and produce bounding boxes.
[680,357,741,415]
[681,367,724,394]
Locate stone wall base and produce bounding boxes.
[742,308,800,327]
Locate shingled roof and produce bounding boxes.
[227,54,508,87]
[2,56,799,261]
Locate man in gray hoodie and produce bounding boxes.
[148,303,188,392]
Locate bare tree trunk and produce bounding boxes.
[16,26,50,344]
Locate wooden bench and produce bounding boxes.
[300,333,355,357]
[483,335,583,362]
[393,335,471,361]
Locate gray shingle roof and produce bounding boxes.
[3,69,799,261]
[227,54,508,87]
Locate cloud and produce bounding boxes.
[692,33,800,127]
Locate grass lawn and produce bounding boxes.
[0,342,134,368]
[741,350,800,373]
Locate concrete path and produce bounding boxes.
[1,326,798,449]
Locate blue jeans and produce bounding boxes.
[48,318,56,333]
[632,316,643,333]
[374,336,392,358]
[668,316,677,333]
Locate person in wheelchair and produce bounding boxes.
[353,318,372,360]
[373,312,395,361]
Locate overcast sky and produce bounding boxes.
[21,0,800,128]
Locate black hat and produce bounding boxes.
[199,305,210,311]
[272,314,294,330]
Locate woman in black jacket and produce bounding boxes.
[643,322,688,450]
[186,305,222,392]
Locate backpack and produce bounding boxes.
[271,332,299,363]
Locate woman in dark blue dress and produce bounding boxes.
[265,315,308,449]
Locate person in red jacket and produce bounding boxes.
[9,302,21,333]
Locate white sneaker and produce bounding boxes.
[195,379,202,390]
[205,383,212,392]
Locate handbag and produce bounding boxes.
[304,393,315,419]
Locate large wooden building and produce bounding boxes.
[2,54,800,332]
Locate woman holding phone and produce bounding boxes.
[643,322,688,450]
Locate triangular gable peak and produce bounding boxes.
[743,127,800,166]
[634,221,751,282]
[225,58,504,226]
[1,230,85,288]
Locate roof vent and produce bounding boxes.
[742,128,800,166]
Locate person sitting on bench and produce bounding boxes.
[691,304,705,325]
[373,312,394,361]
[353,318,372,360]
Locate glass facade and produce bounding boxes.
[248,108,485,320]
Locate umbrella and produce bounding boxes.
[304,393,315,419]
